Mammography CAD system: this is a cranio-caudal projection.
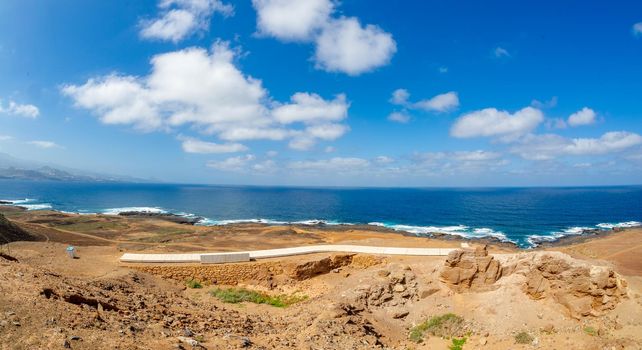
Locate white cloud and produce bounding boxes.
[494,47,510,58]
[63,41,350,151]
[140,0,233,42]
[412,150,508,174]
[413,91,459,113]
[452,150,501,161]
[390,88,409,105]
[314,17,396,75]
[387,90,459,123]
[253,1,396,75]
[252,159,277,173]
[206,154,255,171]
[180,136,247,154]
[633,22,642,36]
[567,107,596,127]
[387,111,410,123]
[252,0,333,41]
[450,106,544,140]
[438,66,448,74]
[0,135,13,141]
[288,157,370,171]
[266,150,278,157]
[28,140,62,149]
[272,92,348,124]
[511,131,642,160]
[0,100,40,118]
[324,146,336,153]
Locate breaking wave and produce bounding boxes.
[526,221,642,247]
[368,222,513,243]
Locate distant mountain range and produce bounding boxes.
[0,152,147,182]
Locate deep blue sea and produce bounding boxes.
[1,180,641,247]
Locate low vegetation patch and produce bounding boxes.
[408,313,465,343]
[449,336,467,350]
[210,288,307,307]
[185,279,203,289]
[514,331,534,344]
[583,326,597,336]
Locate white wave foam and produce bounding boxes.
[596,221,641,229]
[16,203,53,210]
[1,198,36,204]
[525,222,641,247]
[198,218,346,226]
[102,207,168,215]
[367,222,512,242]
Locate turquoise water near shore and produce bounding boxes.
[1,180,640,247]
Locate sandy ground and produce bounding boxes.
[1,206,641,349]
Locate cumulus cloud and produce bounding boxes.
[387,111,410,123]
[567,107,596,127]
[28,140,62,149]
[494,47,510,58]
[511,132,642,160]
[633,22,642,36]
[314,17,396,75]
[0,100,40,118]
[450,106,544,140]
[252,0,396,75]
[413,92,459,112]
[253,0,333,41]
[63,41,350,151]
[206,154,255,171]
[272,92,348,124]
[180,136,247,154]
[140,0,233,42]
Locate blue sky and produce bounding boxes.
[1,0,641,186]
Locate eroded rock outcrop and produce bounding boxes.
[517,252,628,319]
[439,245,502,292]
[439,246,628,319]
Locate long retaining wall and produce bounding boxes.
[120,245,457,264]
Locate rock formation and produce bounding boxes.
[439,245,502,292]
[516,252,628,319]
[440,246,628,319]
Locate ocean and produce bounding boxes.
[1,180,640,247]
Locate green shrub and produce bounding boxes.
[210,288,307,307]
[186,279,203,289]
[449,336,467,350]
[514,331,533,344]
[583,326,597,336]
[408,313,465,343]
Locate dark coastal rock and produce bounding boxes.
[117,211,202,225]
[0,200,12,204]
